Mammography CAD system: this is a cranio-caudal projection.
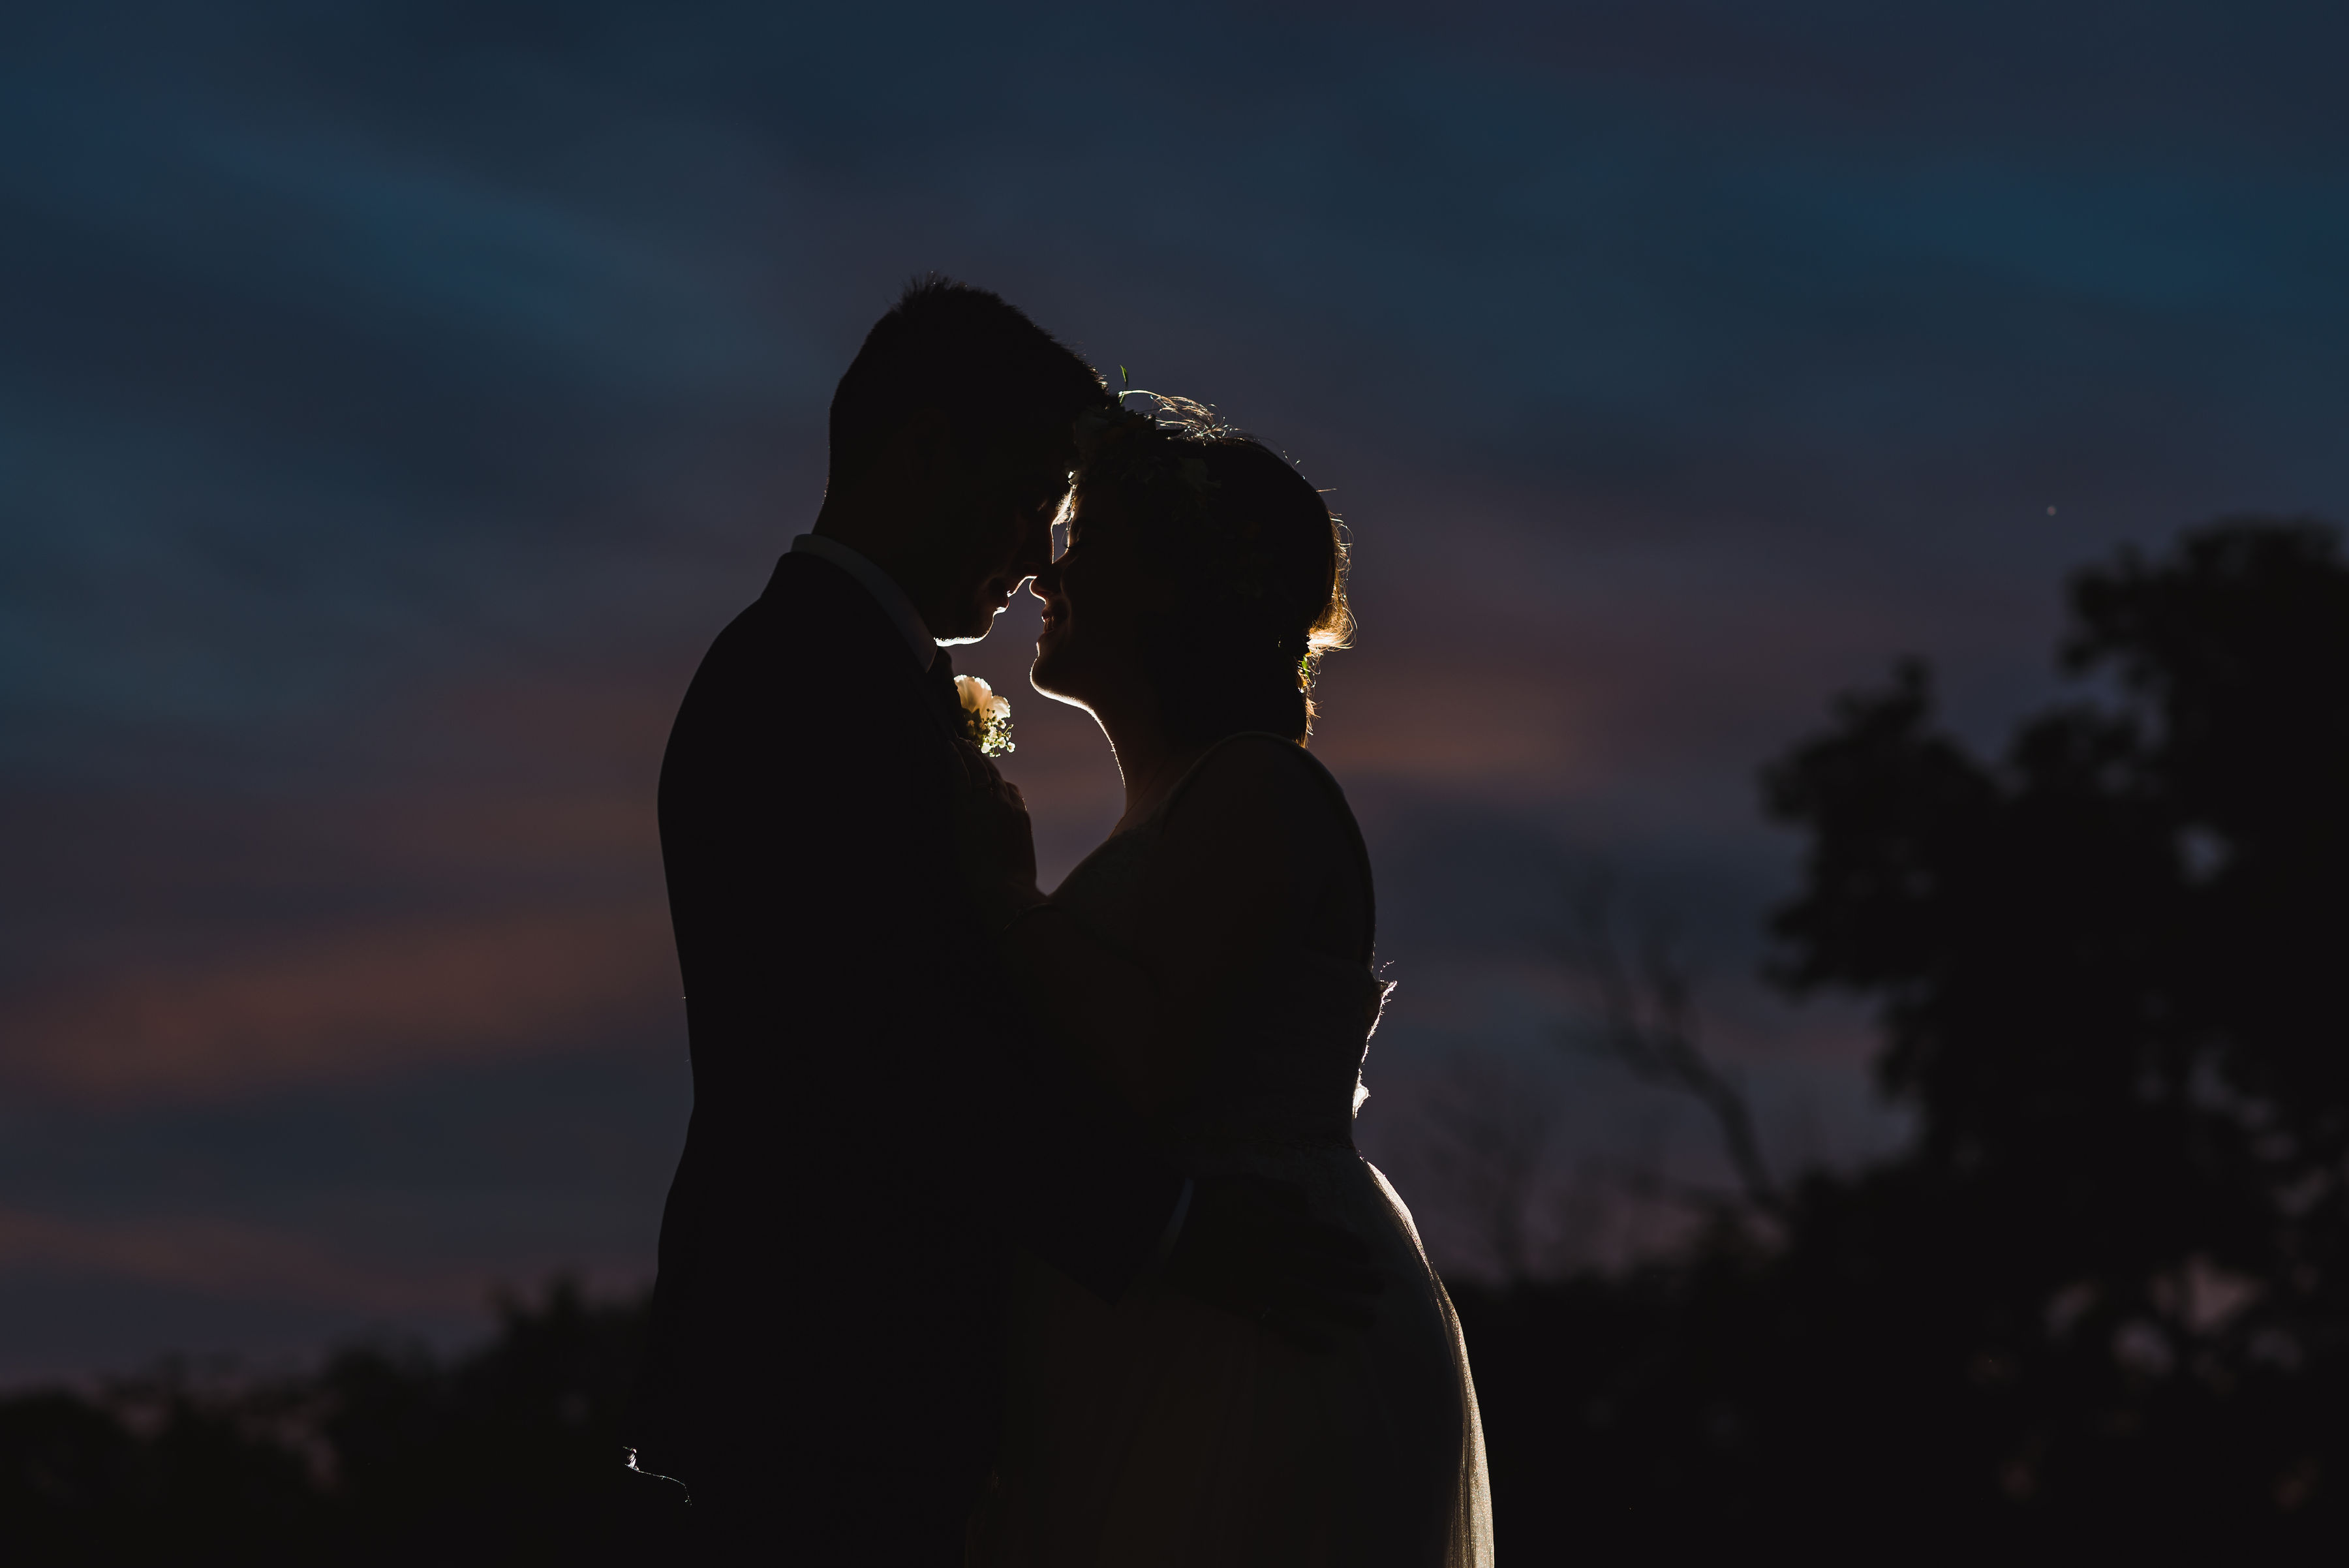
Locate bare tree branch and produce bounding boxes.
[1413,1052,1559,1282]
[1553,869,1790,1223]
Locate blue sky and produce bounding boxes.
[3,0,2345,1372]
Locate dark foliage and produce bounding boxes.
[1458,517,2349,1560]
[0,1282,657,1566]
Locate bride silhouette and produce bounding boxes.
[953,393,1490,1566]
[624,278,1486,1566]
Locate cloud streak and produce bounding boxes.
[8,905,675,1103]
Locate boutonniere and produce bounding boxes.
[954,674,1015,756]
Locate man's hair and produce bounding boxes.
[828,276,1110,485]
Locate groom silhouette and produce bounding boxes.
[623,279,1372,1565]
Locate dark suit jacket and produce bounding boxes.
[626,551,1182,1522]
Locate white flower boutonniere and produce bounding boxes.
[954,673,1015,757]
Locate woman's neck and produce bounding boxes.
[1098,698,1205,835]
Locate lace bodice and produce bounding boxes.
[1047,736,1389,1152]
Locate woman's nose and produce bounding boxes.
[1029,561,1060,599]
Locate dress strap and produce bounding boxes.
[1154,731,1379,967]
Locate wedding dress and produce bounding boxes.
[973,736,1494,1567]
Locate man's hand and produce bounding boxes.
[1161,1173,1383,1353]
[950,750,1041,925]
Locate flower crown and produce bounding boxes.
[1072,383,1270,602]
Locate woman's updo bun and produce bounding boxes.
[1075,399,1351,746]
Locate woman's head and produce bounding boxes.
[1030,397,1351,746]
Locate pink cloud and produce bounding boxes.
[6,903,678,1105]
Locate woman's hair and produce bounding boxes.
[1075,397,1352,746]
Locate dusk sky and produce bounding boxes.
[5,0,2346,1377]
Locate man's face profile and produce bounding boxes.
[930,438,1071,645]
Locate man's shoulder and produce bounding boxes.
[742,551,866,640]
[699,553,900,676]
[666,554,938,772]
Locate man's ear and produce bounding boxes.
[893,407,962,493]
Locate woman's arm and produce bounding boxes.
[956,738,1339,1113]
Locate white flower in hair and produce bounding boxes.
[954,674,1015,756]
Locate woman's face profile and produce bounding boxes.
[1029,484,1161,712]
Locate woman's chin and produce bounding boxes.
[1028,652,1081,705]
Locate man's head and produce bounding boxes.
[816,277,1113,643]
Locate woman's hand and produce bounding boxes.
[950,746,1043,928]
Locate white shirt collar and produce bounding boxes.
[789,534,937,671]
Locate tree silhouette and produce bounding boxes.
[1456,517,2349,1559]
[0,1281,658,1565]
[1760,519,2349,1512]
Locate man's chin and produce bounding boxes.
[934,604,1007,647]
